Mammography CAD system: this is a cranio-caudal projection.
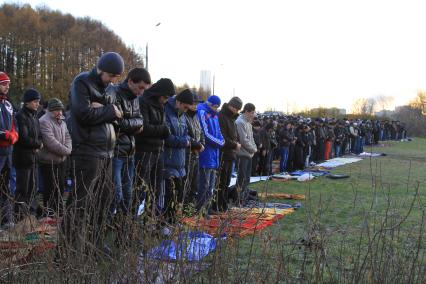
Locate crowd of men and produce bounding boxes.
[250,115,407,176]
[0,51,408,255]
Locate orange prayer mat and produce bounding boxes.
[258,192,306,200]
[180,207,294,237]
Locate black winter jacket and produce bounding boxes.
[13,107,42,169]
[69,68,118,158]
[107,82,144,157]
[279,128,293,147]
[135,89,170,153]
[218,103,239,161]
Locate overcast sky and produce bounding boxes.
[10,0,426,112]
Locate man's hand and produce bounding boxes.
[199,144,205,152]
[235,142,241,151]
[91,102,103,108]
[136,126,144,134]
[113,105,123,119]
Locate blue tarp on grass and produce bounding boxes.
[148,232,225,262]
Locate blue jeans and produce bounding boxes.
[0,155,12,224]
[334,144,342,157]
[359,137,365,153]
[112,156,135,214]
[9,166,16,196]
[279,147,289,173]
[197,168,216,211]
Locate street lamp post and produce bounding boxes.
[145,22,161,71]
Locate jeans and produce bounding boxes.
[197,168,216,211]
[279,147,289,173]
[334,144,342,157]
[112,156,135,214]
[0,155,12,225]
[359,137,365,153]
[9,166,16,196]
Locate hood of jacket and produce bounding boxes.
[220,103,238,120]
[197,102,217,116]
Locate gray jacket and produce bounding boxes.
[236,114,257,158]
[39,112,72,164]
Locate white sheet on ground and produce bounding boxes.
[358,152,383,157]
[229,176,269,187]
[297,173,316,182]
[272,173,297,180]
[316,157,362,168]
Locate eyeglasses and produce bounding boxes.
[0,82,10,86]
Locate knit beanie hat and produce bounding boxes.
[228,96,243,110]
[176,89,194,105]
[146,78,175,97]
[48,98,64,111]
[207,95,221,107]
[242,103,255,113]
[97,52,125,75]
[0,72,10,85]
[23,88,41,103]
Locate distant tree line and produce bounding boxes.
[0,3,143,105]
[176,83,211,101]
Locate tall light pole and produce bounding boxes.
[145,22,161,71]
[211,63,224,96]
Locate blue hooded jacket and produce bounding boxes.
[163,97,190,178]
[197,102,225,169]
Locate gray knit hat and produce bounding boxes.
[228,96,243,110]
[48,98,64,111]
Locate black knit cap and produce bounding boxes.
[228,96,243,110]
[23,88,41,103]
[48,98,64,111]
[147,78,175,97]
[97,52,125,75]
[176,89,194,105]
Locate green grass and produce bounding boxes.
[4,139,425,283]
[197,139,426,283]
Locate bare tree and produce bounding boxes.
[375,95,395,111]
[351,97,376,115]
[409,91,426,115]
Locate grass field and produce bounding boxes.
[195,139,426,283]
[2,139,425,283]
